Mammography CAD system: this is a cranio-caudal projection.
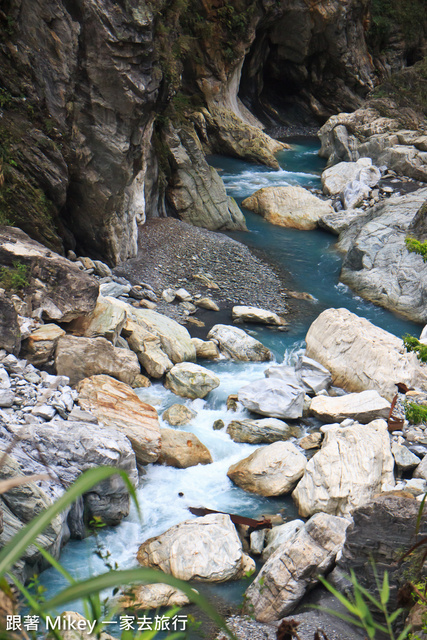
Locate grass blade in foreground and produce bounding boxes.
[44,568,234,638]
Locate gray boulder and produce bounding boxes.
[238,378,305,419]
[227,442,307,496]
[137,514,254,582]
[164,363,220,399]
[226,418,300,444]
[244,512,350,621]
[55,335,141,387]
[207,325,272,362]
[340,188,427,323]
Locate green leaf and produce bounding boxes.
[416,492,427,534]
[388,608,404,624]
[0,467,139,580]
[308,605,365,629]
[380,571,390,605]
[44,568,234,638]
[318,575,360,616]
[396,625,413,640]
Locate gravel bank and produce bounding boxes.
[114,218,298,334]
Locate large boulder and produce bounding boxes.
[321,158,380,196]
[122,320,173,378]
[162,404,197,426]
[55,335,141,387]
[66,296,127,345]
[0,227,98,322]
[232,306,286,326]
[207,325,272,362]
[336,494,427,611]
[339,189,427,323]
[305,308,427,401]
[227,442,307,496]
[241,186,334,230]
[266,355,332,395]
[164,363,220,399]
[262,519,305,561]
[238,378,305,419]
[158,427,212,468]
[0,293,21,356]
[137,514,254,582]
[123,306,196,364]
[244,513,350,621]
[21,324,65,366]
[0,420,138,527]
[292,420,395,517]
[226,418,300,444]
[191,338,220,360]
[76,375,161,465]
[310,390,391,423]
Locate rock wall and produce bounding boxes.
[1,0,420,263]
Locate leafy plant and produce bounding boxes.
[405,238,427,263]
[403,335,427,363]
[405,402,427,426]
[0,467,234,639]
[317,569,411,639]
[0,260,29,290]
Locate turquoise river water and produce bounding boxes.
[39,138,424,631]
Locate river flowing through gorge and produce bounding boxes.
[38,138,423,630]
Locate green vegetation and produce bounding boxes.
[403,334,427,363]
[318,569,412,639]
[370,57,427,117]
[406,237,427,263]
[0,260,29,290]
[369,0,426,51]
[405,402,427,426]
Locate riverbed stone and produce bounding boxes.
[76,374,161,465]
[122,319,173,378]
[310,390,390,423]
[162,404,197,426]
[195,297,219,311]
[242,186,334,230]
[55,335,141,387]
[137,514,254,582]
[305,308,427,401]
[207,325,272,362]
[226,418,300,444]
[392,439,420,472]
[164,363,220,399]
[238,378,305,419]
[339,189,427,324]
[191,338,220,360]
[341,179,371,209]
[21,324,65,366]
[158,427,212,468]
[232,306,286,326]
[66,296,127,345]
[227,441,307,496]
[0,293,21,356]
[244,512,350,621]
[0,227,99,322]
[262,519,305,561]
[120,584,190,610]
[321,158,380,196]
[292,419,395,517]
[105,302,196,365]
[299,432,323,450]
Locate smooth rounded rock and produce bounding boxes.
[165,362,220,399]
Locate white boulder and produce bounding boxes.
[238,378,305,419]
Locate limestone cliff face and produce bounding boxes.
[0,0,417,264]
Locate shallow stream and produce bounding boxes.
[39,138,423,630]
